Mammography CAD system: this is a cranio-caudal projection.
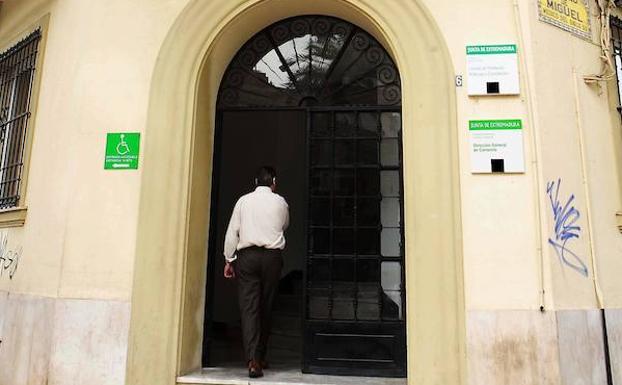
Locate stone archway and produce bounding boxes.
[125,1,465,384]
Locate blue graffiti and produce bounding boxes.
[546,179,588,277]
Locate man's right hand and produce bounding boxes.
[224,262,235,279]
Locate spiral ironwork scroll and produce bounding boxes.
[217,16,401,108]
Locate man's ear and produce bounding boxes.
[254,178,258,186]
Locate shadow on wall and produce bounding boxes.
[210,110,306,324]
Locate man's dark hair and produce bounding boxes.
[255,166,277,187]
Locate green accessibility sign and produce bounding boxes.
[469,119,522,130]
[104,133,140,170]
[466,45,517,55]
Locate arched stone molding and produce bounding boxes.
[126,1,465,384]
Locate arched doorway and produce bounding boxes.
[127,1,465,384]
[204,16,406,377]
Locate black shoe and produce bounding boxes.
[248,360,264,378]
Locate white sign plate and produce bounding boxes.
[467,45,520,96]
[469,119,525,173]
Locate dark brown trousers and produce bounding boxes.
[235,246,283,362]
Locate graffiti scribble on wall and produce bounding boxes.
[0,232,21,280]
[546,179,588,277]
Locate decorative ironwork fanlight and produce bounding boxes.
[218,16,401,108]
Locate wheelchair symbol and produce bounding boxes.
[116,134,131,155]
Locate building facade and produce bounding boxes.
[0,0,621,384]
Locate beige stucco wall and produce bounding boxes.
[426,0,622,312]
[2,0,619,326]
[0,1,188,384]
[525,1,622,310]
[0,0,189,300]
[426,0,543,311]
[0,0,621,384]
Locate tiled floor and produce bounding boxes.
[177,366,407,385]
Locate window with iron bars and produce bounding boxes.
[0,30,41,209]
[612,17,622,113]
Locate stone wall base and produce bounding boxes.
[467,309,622,385]
[0,292,130,385]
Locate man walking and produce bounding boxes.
[223,166,289,378]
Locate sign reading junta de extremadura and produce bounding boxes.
[538,0,591,40]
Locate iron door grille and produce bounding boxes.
[211,15,407,377]
[304,108,406,377]
[0,29,41,209]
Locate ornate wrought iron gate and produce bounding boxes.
[209,15,407,377]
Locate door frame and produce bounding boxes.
[126,1,466,384]
[202,106,307,367]
[202,106,407,377]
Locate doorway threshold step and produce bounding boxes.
[177,367,407,385]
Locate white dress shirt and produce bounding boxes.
[224,186,290,262]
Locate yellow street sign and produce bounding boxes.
[538,0,591,40]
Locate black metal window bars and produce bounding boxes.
[0,30,41,209]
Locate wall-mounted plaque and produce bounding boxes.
[537,0,592,41]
